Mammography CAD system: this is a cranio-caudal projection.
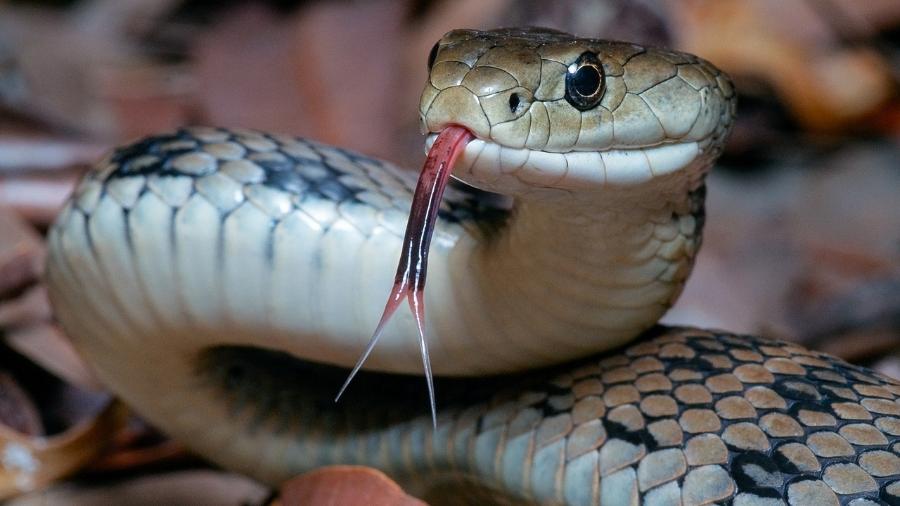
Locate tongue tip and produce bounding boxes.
[338,123,472,414]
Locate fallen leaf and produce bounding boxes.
[4,323,102,392]
[0,401,127,500]
[0,208,43,299]
[0,372,42,436]
[0,173,82,226]
[86,421,192,475]
[279,466,426,506]
[668,0,895,131]
[6,469,268,506]
[0,137,103,172]
[0,285,51,328]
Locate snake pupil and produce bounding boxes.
[225,365,246,387]
[572,67,600,96]
[565,52,605,111]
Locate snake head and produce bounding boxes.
[419,28,737,196]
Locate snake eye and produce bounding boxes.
[427,42,439,70]
[565,52,605,111]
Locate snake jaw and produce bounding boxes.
[425,133,705,197]
[336,125,473,427]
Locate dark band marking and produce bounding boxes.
[103,128,509,228]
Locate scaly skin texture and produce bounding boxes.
[44,28,900,504]
[196,328,900,505]
[420,28,735,368]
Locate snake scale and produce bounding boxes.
[45,28,900,505]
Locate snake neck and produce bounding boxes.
[453,169,707,369]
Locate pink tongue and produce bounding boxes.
[336,126,473,426]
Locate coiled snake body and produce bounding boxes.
[45,29,900,504]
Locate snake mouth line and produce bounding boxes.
[425,133,701,188]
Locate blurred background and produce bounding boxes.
[0,0,898,503]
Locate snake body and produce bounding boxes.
[45,29,900,504]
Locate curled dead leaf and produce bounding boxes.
[4,323,103,392]
[6,469,269,505]
[0,400,127,500]
[0,372,42,436]
[0,208,43,300]
[670,0,895,131]
[278,465,427,506]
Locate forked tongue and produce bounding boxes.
[335,126,473,427]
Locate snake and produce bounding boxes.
[43,28,900,505]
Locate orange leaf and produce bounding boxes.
[280,466,427,506]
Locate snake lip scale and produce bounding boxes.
[45,28,900,504]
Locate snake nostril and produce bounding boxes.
[508,93,521,113]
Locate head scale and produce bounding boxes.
[419,28,736,194]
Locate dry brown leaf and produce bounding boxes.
[0,401,127,500]
[95,63,194,140]
[84,420,193,475]
[86,437,187,475]
[0,136,99,225]
[6,469,269,506]
[0,372,42,437]
[0,207,124,500]
[0,207,101,390]
[193,2,408,161]
[0,208,43,299]
[0,1,183,138]
[4,324,102,392]
[0,285,52,328]
[0,173,80,226]
[279,465,427,506]
[0,137,103,173]
[667,0,895,131]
